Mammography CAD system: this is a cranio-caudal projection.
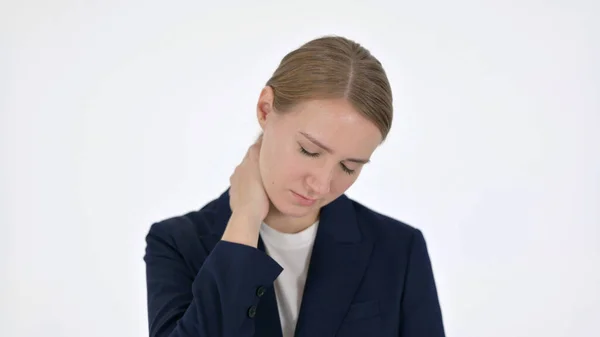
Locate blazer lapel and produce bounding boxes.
[293,194,374,337]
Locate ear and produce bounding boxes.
[256,86,275,130]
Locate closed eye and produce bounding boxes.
[340,164,355,175]
[300,146,356,175]
[299,146,319,157]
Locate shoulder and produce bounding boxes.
[144,192,232,274]
[145,193,227,256]
[348,197,424,245]
[346,197,436,273]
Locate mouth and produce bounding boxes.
[291,191,317,205]
[292,191,315,200]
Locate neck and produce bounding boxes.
[263,207,319,234]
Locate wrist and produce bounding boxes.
[221,211,263,248]
[232,207,265,224]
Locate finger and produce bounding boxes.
[254,134,263,147]
[243,146,252,160]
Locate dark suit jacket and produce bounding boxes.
[144,189,445,337]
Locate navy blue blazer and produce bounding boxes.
[144,189,445,337]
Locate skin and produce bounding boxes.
[222,86,382,246]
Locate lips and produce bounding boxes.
[293,191,315,201]
[291,190,317,206]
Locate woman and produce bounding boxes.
[144,35,445,337]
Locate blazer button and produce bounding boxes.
[247,305,257,318]
[256,286,266,297]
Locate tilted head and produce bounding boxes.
[256,35,393,222]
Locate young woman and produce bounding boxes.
[144,35,445,337]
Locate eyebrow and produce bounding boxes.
[299,132,371,164]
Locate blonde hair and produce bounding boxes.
[265,35,393,141]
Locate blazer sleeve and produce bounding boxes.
[144,222,283,337]
[400,229,446,337]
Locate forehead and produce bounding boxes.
[280,98,382,151]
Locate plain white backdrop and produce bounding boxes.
[2,0,599,336]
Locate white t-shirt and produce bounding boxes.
[259,221,319,337]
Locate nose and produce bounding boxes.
[306,165,332,196]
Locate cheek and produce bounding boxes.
[330,174,358,194]
[262,145,305,183]
[279,154,308,181]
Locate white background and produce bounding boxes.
[2,1,599,336]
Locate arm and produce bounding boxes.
[399,229,446,337]
[144,221,282,337]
